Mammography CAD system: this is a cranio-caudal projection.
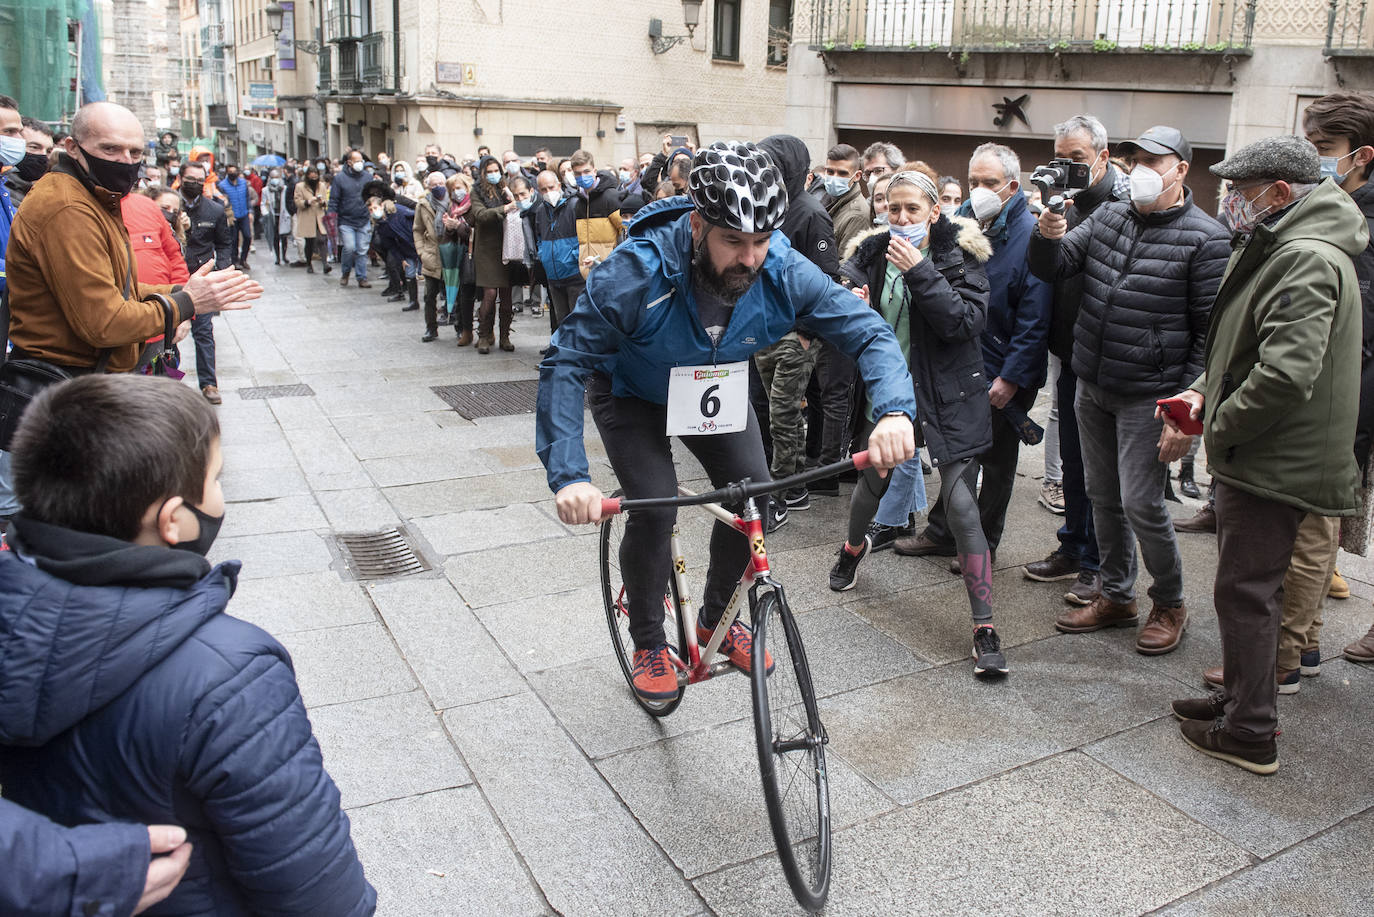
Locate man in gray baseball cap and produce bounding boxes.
[1161,133,1368,774]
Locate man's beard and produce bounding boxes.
[693,244,759,304]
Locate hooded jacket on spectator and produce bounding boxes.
[757,134,840,279]
[327,163,371,227]
[533,188,582,285]
[0,516,377,916]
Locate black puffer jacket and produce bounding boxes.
[758,134,840,279]
[840,215,994,466]
[1028,188,1231,396]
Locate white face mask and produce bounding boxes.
[505,160,521,175]
[562,172,577,190]
[968,185,1006,222]
[544,189,562,206]
[1129,162,1179,207]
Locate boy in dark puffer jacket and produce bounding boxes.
[0,374,376,917]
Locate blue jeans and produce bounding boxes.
[0,450,19,517]
[874,455,928,526]
[1055,360,1099,572]
[338,221,372,281]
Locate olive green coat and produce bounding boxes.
[1192,179,1369,516]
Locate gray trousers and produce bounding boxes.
[548,279,586,331]
[1214,481,1303,741]
[1075,380,1184,606]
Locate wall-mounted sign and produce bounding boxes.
[276,1,296,70]
[993,94,1030,129]
[436,61,463,83]
[245,82,277,113]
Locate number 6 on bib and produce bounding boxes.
[666,362,748,436]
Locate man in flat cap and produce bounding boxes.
[1028,125,1230,657]
[1163,135,1368,775]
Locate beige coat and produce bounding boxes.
[293,180,328,239]
[413,193,442,279]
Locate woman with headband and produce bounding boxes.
[828,163,1007,677]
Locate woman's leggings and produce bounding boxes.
[847,428,993,625]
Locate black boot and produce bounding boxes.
[1165,474,1181,503]
[1179,458,1201,499]
[401,278,420,312]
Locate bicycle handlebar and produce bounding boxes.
[599,450,873,517]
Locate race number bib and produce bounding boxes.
[667,362,748,436]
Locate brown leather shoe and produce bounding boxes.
[201,385,222,405]
[476,335,493,354]
[1055,595,1138,633]
[456,330,473,347]
[893,532,956,557]
[1205,664,1303,694]
[499,336,515,352]
[1345,622,1374,663]
[1136,601,1187,655]
[1174,504,1217,533]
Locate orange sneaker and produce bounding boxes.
[631,645,679,701]
[698,619,774,675]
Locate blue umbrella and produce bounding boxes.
[252,153,286,168]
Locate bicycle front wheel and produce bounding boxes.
[750,591,831,912]
[599,498,684,717]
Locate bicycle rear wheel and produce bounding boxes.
[599,498,684,717]
[750,591,831,913]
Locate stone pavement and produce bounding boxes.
[198,249,1374,916]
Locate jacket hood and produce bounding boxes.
[590,169,618,194]
[0,538,238,746]
[842,214,993,264]
[758,135,810,201]
[1257,178,1370,259]
[1351,179,1374,218]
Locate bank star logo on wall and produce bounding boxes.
[993,94,1031,129]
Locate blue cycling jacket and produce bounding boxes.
[535,198,918,492]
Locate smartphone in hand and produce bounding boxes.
[1156,397,1203,435]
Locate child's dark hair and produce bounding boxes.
[11,375,220,539]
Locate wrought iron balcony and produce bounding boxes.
[316,32,399,95]
[1327,0,1374,54]
[807,0,1257,54]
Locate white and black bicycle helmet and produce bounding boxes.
[688,141,788,234]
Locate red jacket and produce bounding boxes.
[121,193,190,286]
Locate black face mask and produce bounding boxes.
[15,151,49,182]
[426,155,439,170]
[162,209,178,227]
[226,172,239,182]
[77,144,142,197]
[180,180,204,200]
[168,502,224,556]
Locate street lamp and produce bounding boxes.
[650,0,703,54]
[265,1,320,54]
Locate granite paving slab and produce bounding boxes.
[276,622,416,708]
[209,530,336,580]
[347,787,550,917]
[1084,659,1374,858]
[366,577,526,710]
[444,692,705,916]
[218,494,327,539]
[410,502,570,556]
[444,535,599,607]
[314,487,402,532]
[818,634,1186,804]
[694,752,1252,917]
[228,571,377,635]
[310,690,470,810]
[472,585,608,675]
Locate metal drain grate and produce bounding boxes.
[431,380,542,419]
[237,384,317,400]
[336,528,429,580]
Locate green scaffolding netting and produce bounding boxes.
[0,0,102,123]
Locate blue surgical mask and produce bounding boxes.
[823,175,852,198]
[517,198,533,212]
[873,211,889,226]
[485,172,501,185]
[618,169,632,183]
[0,135,24,167]
[1320,152,1356,184]
[890,221,928,248]
[576,173,595,190]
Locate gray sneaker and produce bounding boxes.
[1064,570,1101,606]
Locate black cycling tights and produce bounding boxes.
[846,438,993,625]
[587,374,772,651]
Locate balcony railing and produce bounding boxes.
[326,12,364,42]
[317,32,400,95]
[1327,0,1374,54]
[808,0,1257,53]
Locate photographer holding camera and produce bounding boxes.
[1027,125,1231,656]
[1021,115,1128,607]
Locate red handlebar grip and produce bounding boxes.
[852,450,872,471]
[600,497,622,517]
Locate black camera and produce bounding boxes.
[1030,158,1092,214]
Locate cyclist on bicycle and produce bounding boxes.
[536,141,918,703]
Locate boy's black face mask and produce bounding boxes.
[163,501,224,556]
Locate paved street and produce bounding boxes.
[199,248,1374,916]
